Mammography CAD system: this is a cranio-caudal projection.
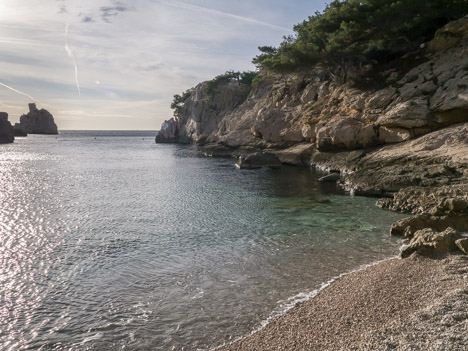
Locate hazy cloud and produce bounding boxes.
[0,0,321,129]
[164,0,293,32]
[136,63,165,72]
[56,0,67,14]
[81,15,95,23]
[100,1,132,23]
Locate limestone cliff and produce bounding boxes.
[20,103,58,135]
[157,18,468,153]
[156,18,468,257]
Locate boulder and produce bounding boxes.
[400,227,462,258]
[236,152,281,169]
[390,213,468,238]
[365,87,397,110]
[272,144,315,166]
[315,118,379,151]
[0,112,14,144]
[300,85,318,104]
[378,126,411,143]
[428,16,468,52]
[377,97,432,129]
[19,103,58,134]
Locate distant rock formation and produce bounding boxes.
[0,112,14,144]
[19,103,58,134]
[13,123,27,137]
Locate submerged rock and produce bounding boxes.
[19,103,58,135]
[0,112,14,144]
[236,152,281,169]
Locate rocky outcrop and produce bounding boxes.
[319,172,341,183]
[156,18,468,256]
[13,123,27,137]
[157,18,468,154]
[236,152,281,169]
[156,82,249,144]
[400,227,462,258]
[19,103,58,135]
[0,112,14,144]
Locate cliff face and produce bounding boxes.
[156,82,248,144]
[19,103,58,135]
[157,18,468,152]
[156,18,468,256]
[0,112,14,144]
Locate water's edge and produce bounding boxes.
[210,255,399,351]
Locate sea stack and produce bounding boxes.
[0,112,15,144]
[13,123,27,137]
[19,103,58,134]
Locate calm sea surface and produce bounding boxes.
[0,131,405,350]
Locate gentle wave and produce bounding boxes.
[211,255,399,351]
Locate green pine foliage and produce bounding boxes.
[203,70,258,102]
[253,0,468,80]
[170,89,193,114]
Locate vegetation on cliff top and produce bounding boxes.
[171,71,258,114]
[203,70,258,102]
[171,89,193,115]
[170,0,467,114]
[253,0,468,81]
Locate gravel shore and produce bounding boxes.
[216,254,468,351]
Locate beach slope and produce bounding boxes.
[217,254,468,351]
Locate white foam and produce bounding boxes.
[209,255,398,351]
[80,332,103,344]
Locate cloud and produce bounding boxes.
[56,0,67,14]
[100,1,132,23]
[136,63,165,72]
[81,15,95,23]
[0,36,62,48]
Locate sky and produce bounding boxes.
[0,0,327,130]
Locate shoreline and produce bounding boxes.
[210,255,399,350]
[214,253,468,351]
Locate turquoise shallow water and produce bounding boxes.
[0,131,405,350]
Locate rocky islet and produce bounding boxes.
[0,103,58,142]
[19,103,58,135]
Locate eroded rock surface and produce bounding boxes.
[155,18,468,256]
[157,18,468,154]
[236,152,281,169]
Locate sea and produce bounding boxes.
[0,131,405,350]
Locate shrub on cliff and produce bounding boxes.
[253,0,468,81]
[203,70,258,102]
[171,89,193,115]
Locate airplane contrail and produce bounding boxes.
[0,82,38,102]
[163,0,293,32]
[64,24,81,96]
